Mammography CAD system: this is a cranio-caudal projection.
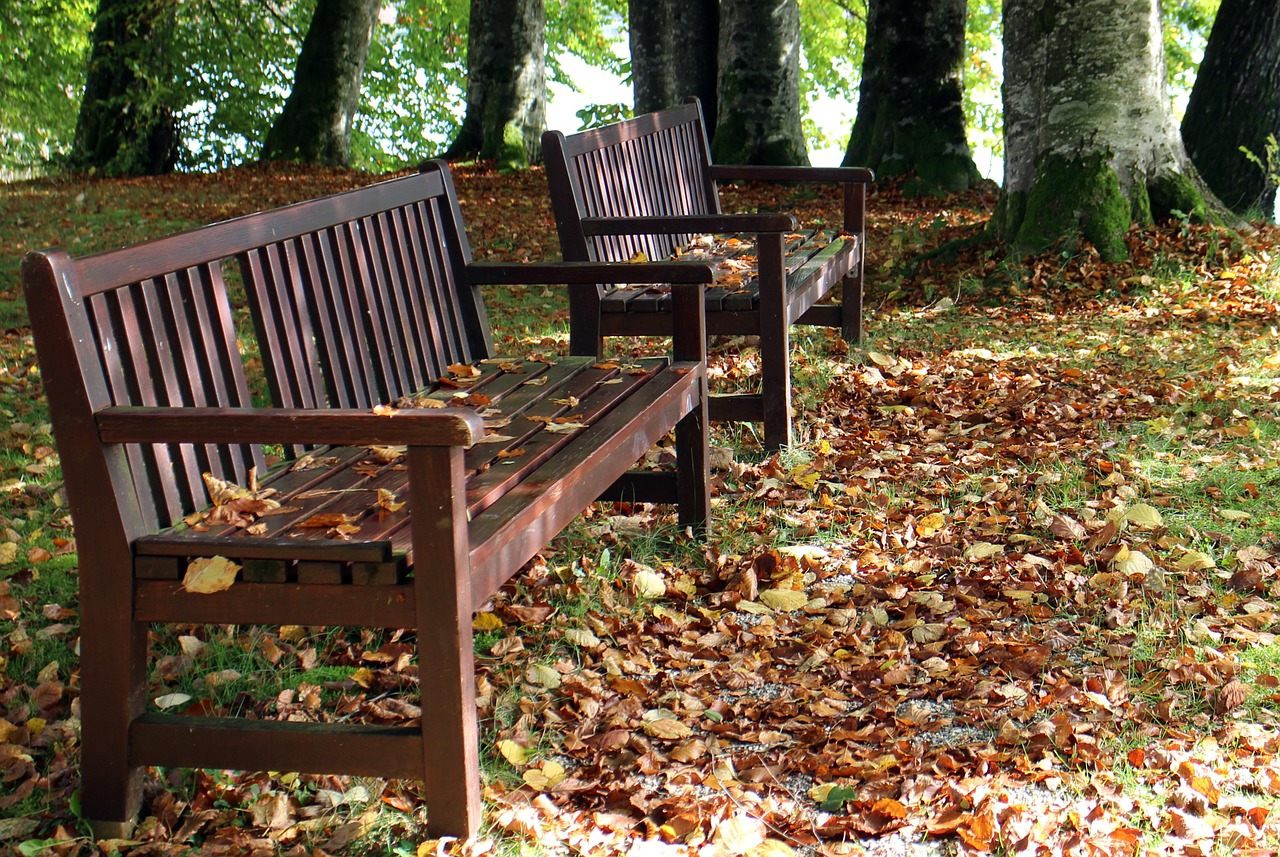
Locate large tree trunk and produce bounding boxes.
[260,0,382,167]
[445,0,546,170]
[629,0,719,135]
[712,0,807,166]
[1182,0,1280,219]
[71,0,179,176]
[629,2,674,116]
[995,0,1219,261]
[843,0,978,195]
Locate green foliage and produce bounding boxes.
[964,0,1003,161]
[356,0,471,170]
[170,1,315,172]
[798,0,863,150]
[0,0,95,175]
[1164,0,1220,107]
[575,100,631,130]
[546,0,627,85]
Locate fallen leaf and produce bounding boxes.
[182,556,241,594]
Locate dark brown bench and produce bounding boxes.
[542,98,874,449]
[21,161,710,839]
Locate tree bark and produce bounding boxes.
[629,0,718,134]
[843,0,979,195]
[712,0,807,166]
[445,0,546,169]
[995,0,1220,261]
[629,2,675,116]
[71,0,179,176]
[1182,0,1280,219]
[260,0,382,167]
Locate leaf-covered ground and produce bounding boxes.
[1,164,1279,856]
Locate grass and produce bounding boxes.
[3,168,1280,852]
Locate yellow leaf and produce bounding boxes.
[964,542,1003,561]
[563,627,601,648]
[366,445,405,463]
[759,588,808,612]
[0,543,17,565]
[527,663,562,689]
[642,710,695,739]
[1177,550,1216,571]
[627,251,649,263]
[376,488,405,513]
[522,760,566,790]
[497,739,528,766]
[153,693,191,711]
[807,783,837,803]
[714,814,764,855]
[1125,503,1165,528]
[1219,509,1251,522]
[351,667,375,689]
[448,363,482,378]
[182,556,241,594]
[632,568,666,598]
[473,612,505,632]
[748,840,796,857]
[1114,549,1154,578]
[915,512,947,537]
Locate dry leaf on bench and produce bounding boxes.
[182,556,241,594]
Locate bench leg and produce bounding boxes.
[758,233,793,450]
[410,446,482,839]
[671,284,711,532]
[842,270,864,345]
[80,549,147,837]
[842,182,867,345]
[568,284,605,358]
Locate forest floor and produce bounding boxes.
[1,163,1279,856]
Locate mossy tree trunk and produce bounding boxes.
[1182,0,1280,219]
[843,0,979,196]
[70,0,179,176]
[995,0,1222,261]
[629,0,719,133]
[260,0,382,168]
[445,0,545,170]
[711,0,807,166]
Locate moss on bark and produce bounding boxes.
[1011,153,1131,261]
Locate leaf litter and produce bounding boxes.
[1,165,1279,855]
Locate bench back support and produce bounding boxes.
[23,166,492,534]
[24,251,266,534]
[543,99,720,265]
[243,164,493,412]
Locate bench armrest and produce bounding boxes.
[709,164,875,184]
[96,406,485,447]
[466,260,717,286]
[579,213,797,237]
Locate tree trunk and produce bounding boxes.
[71,0,179,176]
[712,0,807,166]
[260,0,382,167]
[630,2,675,116]
[671,0,719,137]
[1182,0,1280,219]
[843,0,979,196]
[995,0,1220,261]
[445,0,546,170]
[629,0,718,134]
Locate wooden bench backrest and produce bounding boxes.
[543,99,721,264]
[23,164,491,533]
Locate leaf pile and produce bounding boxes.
[2,164,1279,855]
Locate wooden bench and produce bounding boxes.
[542,98,874,449]
[21,161,711,839]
